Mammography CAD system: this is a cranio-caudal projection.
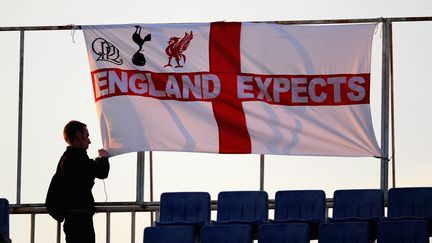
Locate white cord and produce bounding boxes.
[69,24,80,44]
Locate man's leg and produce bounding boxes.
[63,212,95,243]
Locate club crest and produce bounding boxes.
[164,31,193,68]
[132,25,152,66]
[92,37,123,65]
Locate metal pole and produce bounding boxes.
[136,152,145,204]
[389,22,396,189]
[131,212,136,243]
[150,151,154,225]
[380,19,391,195]
[2,16,432,32]
[260,154,265,191]
[17,30,25,205]
[30,214,35,243]
[56,221,61,243]
[106,212,111,243]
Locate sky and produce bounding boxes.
[1,0,432,242]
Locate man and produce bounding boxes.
[58,120,110,243]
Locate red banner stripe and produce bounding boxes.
[91,68,370,106]
[209,22,252,153]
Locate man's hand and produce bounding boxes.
[98,149,109,158]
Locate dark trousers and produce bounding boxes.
[63,211,95,243]
[0,233,11,243]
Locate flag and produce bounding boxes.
[82,22,381,157]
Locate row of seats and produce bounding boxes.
[148,187,432,241]
[144,220,430,243]
[158,188,432,224]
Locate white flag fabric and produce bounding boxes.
[82,22,381,157]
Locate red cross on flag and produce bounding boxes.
[82,22,381,157]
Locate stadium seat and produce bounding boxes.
[201,224,252,243]
[387,187,432,218]
[216,191,268,228]
[272,190,326,239]
[329,189,384,239]
[377,220,429,243]
[0,198,10,242]
[318,222,370,243]
[143,226,195,243]
[156,192,211,230]
[387,187,432,235]
[258,223,309,243]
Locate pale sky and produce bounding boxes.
[1,0,432,242]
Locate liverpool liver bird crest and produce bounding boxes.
[164,31,193,68]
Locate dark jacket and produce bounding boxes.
[57,146,110,214]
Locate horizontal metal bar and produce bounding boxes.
[9,201,160,214]
[273,18,382,25]
[9,198,377,215]
[0,25,81,32]
[274,16,432,24]
[1,16,432,32]
[386,16,432,22]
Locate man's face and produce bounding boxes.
[76,127,91,150]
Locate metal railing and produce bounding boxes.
[2,16,431,243]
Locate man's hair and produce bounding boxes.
[63,120,87,145]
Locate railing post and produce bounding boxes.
[106,212,111,243]
[56,221,61,243]
[150,151,155,225]
[381,18,391,196]
[30,214,35,243]
[389,22,396,189]
[136,152,145,204]
[131,211,136,243]
[17,30,25,205]
[260,154,265,191]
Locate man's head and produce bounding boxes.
[63,120,91,150]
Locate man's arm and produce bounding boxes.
[94,149,110,179]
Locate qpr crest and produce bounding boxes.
[91,38,123,65]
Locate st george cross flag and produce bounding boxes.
[82,22,381,157]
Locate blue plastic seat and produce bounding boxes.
[215,191,268,238]
[216,191,268,228]
[329,189,384,239]
[318,222,370,243]
[387,187,432,235]
[377,220,429,243]
[0,198,9,241]
[156,192,211,229]
[273,190,326,239]
[387,187,432,219]
[217,191,268,224]
[201,224,252,243]
[143,226,195,243]
[258,223,309,243]
[331,189,384,219]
